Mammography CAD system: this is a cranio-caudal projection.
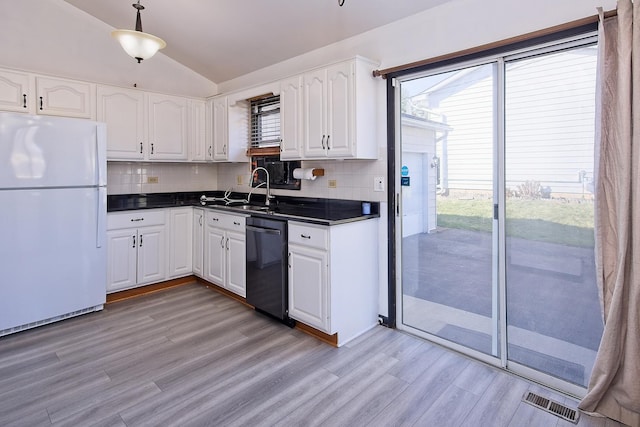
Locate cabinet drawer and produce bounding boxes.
[205,210,246,231]
[288,222,328,250]
[107,209,165,230]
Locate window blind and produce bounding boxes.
[250,94,281,148]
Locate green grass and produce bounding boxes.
[436,197,595,247]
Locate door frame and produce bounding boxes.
[386,31,599,399]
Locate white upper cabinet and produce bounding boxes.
[0,69,33,113]
[0,68,94,119]
[302,68,327,158]
[280,75,303,160]
[207,95,249,163]
[36,76,95,119]
[302,62,352,158]
[301,57,378,160]
[98,85,201,162]
[325,62,352,157]
[189,99,207,161]
[148,93,189,161]
[97,85,145,160]
[211,96,228,161]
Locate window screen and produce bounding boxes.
[250,94,281,148]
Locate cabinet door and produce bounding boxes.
[302,69,327,158]
[204,224,225,285]
[326,62,354,158]
[212,96,228,161]
[226,230,246,297]
[137,225,166,285]
[148,94,189,160]
[97,85,145,160]
[280,76,302,160]
[204,100,214,161]
[288,244,329,332]
[36,76,94,119]
[106,229,137,293]
[193,209,204,277]
[0,69,33,113]
[168,209,193,278]
[189,99,207,161]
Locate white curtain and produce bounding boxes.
[578,2,640,426]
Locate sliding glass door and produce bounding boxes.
[397,35,602,393]
[504,44,601,388]
[399,62,500,359]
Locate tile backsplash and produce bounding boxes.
[107,162,218,194]
[107,151,387,203]
[217,152,388,203]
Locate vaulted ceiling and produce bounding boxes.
[63,0,452,84]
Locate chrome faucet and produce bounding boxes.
[251,166,275,207]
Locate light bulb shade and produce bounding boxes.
[111,29,166,62]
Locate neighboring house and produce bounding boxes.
[400,46,597,236]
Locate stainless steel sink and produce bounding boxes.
[225,205,270,212]
[206,203,275,215]
[230,204,271,212]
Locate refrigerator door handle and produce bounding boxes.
[96,187,107,248]
[96,123,107,187]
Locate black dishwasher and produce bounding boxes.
[245,216,294,326]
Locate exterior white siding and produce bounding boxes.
[412,47,597,197]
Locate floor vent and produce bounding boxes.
[523,391,579,423]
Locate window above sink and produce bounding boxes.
[251,155,301,190]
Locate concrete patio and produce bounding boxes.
[401,227,603,387]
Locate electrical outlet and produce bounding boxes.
[236,175,243,185]
[374,176,385,192]
[328,179,337,188]
[147,176,159,184]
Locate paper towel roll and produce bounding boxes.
[293,168,317,180]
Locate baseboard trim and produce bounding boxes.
[106,276,196,304]
[295,322,339,347]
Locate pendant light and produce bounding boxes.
[111,0,166,63]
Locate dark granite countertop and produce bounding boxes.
[107,191,380,226]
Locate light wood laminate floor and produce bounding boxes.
[0,283,624,427]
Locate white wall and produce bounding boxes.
[0,0,216,98]
[218,0,614,93]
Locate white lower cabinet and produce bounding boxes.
[106,210,166,293]
[203,210,247,297]
[288,219,379,346]
[288,224,329,331]
[167,207,193,278]
[192,208,204,278]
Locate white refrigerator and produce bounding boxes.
[0,112,107,335]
